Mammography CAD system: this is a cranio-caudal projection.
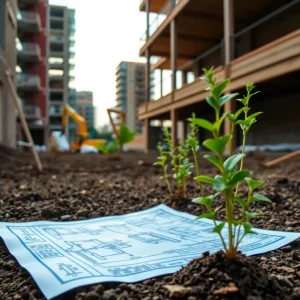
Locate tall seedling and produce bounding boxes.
[190,67,271,260]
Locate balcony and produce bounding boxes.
[139,0,168,12]
[49,36,64,45]
[23,104,41,120]
[18,0,40,6]
[17,43,41,63]
[17,11,41,33]
[49,105,63,116]
[49,50,64,58]
[17,74,41,92]
[69,51,75,59]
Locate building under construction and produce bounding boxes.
[139,0,300,150]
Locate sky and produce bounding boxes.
[50,0,146,127]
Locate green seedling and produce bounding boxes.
[154,127,194,198]
[118,124,136,151]
[190,67,271,260]
[98,140,118,154]
[98,124,136,154]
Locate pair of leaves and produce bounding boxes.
[118,124,136,146]
[203,135,231,155]
[192,193,219,207]
[195,170,250,192]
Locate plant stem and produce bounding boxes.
[192,149,204,197]
[230,123,235,156]
[225,189,236,259]
[234,131,246,197]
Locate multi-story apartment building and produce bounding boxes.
[116,61,150,133]
[16,0,48,146]
[139,0,300,150]
[48,5,75,139]
[0,0,17,148]
[77,91,95,128]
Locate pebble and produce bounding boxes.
[271,257,278,261]
[77,209,90,217]
[102,289,117,300]
[84,291,100,300]
[61,215,72,221]
[281,245,292,252]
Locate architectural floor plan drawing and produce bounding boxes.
[0,204,299,299]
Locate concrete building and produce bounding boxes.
[0,0,17,148]
[115,61,150,133]
[77,91,95,128]
[48,5,75,139]
[139,0,300,150]
[16,0,48,146]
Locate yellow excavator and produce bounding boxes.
[61,104,105,151]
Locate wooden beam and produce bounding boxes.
[223,0,235,152]
[170,18,177,92]
[171,109,178,147]
[5,71,43,172]
[264,150,300,167]
[144,118,150,152]
[146,48,151,102]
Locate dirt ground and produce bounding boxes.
[0,146,300,299]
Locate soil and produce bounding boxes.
[0,146,300,300]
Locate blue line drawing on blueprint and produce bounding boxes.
[58,263,82,277]
[9,227,45,243]
[30,244,64,259]
[65,239,133,265]
[128,232,180,244]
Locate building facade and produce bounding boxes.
[139,0,300,150]
[77,91,95,129]
[48,5,75,139]
[116,61,150,133]
[17,0,48,146]
[0,0,17,148]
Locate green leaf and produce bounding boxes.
[250,193,272,203]
[237,97,247,106]
[246,212,263,219]
[186,137,198,151]
[118,124,136,146]
[206,97,218,110]
[245,178,264,190]
[213,175,227,192]
[223,153,245,171]
[194,175,214,184]
[213,113,227,133]
[192,197,212,206]
[153,161,163,166]
[191,118,215,133]
[212,222,225,234]
[235,197,248,210]
[248,112,263,120]
[212,79,230,100]
[203,135,231,155]
[203,154,223,170]
[197,211,216,219]
[243,222,257,234]
[233,107,247,121]
[228,170,250,186]
[218,93,239,107]
[225,113,235,122]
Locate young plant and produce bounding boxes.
[98,140,118,154]
[118,124,136,152]
[190,67,271,260]
[154,127,194,198]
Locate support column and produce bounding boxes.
[144,118,150,152]
[146,0,150,39]
[146,48,151,102]
[160,69,163,97]
[170,18,177,92]
[182,71,187,85]
[223,0,236,151]
[171,109,178,148]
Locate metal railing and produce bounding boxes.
[49,36,64,43]
[17,10,40,23]
[140,0,180,47]
[17,42,40,55]
[233,0,300,59]
[23,105,41,118]
[17,74,40,88]
[150,70,172,101]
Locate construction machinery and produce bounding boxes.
[61,104,105,151]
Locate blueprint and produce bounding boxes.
[0,204,299,299]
